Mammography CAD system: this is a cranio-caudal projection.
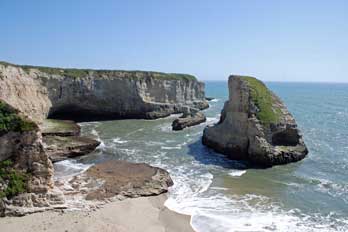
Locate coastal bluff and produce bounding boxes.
[0,61,208,216]
[0,61,208,123]
[203,75,308,167]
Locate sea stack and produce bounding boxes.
[202,75,308,167]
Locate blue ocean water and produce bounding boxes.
[55,81,348,232]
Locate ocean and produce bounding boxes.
[54,81,348,232]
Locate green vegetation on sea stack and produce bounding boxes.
[0,160,28,198]
[0,101,37,136]
[242,76,281,125]
[0,61,196,81]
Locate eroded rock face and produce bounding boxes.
[0,116,65,216]
[0,62,208,122]
[0,64,51,123]
[0,100,65,216]
[202,75,308,167]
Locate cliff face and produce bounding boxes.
[0,101,64,216]
[0,61,208,215]
[0,64,51,123]
[202,75,308,167]
[0,62,208,122]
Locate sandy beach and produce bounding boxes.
[0,194,194,232]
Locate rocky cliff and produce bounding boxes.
[202,75,308,167]
[0,61,208,122]
[0,100,64,216]
[0,61,208,215]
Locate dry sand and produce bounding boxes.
[0,194,194,232]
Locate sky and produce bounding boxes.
[1,0,347,82]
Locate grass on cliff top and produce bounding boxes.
[0,160,28,199]
[0,100,37,136]
[240,76,281,125]
[0,61,196,81]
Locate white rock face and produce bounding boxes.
[0,62,208,122]
[42,72,207,120]
[0,65,51,123]
[203,75,308,167]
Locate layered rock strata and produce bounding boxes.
[0,61,208,122]
[202,75,308,167]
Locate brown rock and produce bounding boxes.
[79,160,173,201]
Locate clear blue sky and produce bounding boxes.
[1,0,347,82]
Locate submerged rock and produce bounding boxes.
[205,97,215,101]
[202,75,308,167]
[43,136,100,162]
[172,107,206,130]
[70,160,173,201]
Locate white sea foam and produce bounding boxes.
[146,141,165,146]
[205,116,220,125]
[90,129,106,149]
[210,187,229,191]
[112,137,128,144]
[210,99,220,102]
[53,160,92,180]
[157,124,172,132]
[164,164,347,232]
[161,146,182,150]
[228,170,247,177]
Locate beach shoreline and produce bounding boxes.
[0,194,194,232]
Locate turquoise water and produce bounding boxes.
[55,81,348,231]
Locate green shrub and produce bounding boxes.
[0,101,37,136]
[0,160,28,198]
[0,61,197,81]
[242,76,281,125]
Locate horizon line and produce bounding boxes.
[202,79,348,84]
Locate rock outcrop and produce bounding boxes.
[202,75,308,167]
[172,107,206,130]
[41,119,100,162]
[0,100,64,216]
[43,136,100,163]
[0,61,208,122]
[69,160,173,201]
[41,119,80,136]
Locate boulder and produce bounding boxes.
[202,75,308,167]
